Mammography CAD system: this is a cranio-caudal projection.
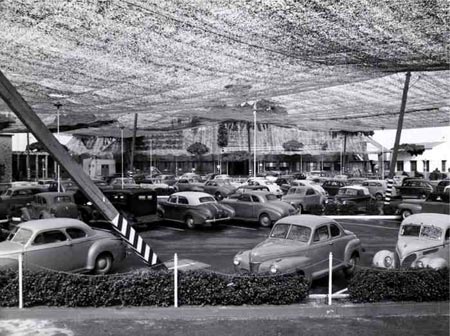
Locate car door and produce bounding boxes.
[163,195,178,220]
[25,229,72,271]
[234,194,254,219]
[65,227,92,271]
[329,223,349,268]
[304,188,319,207]
[308,225,332,277]
[173,196,190,221]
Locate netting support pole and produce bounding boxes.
[328,252,332,306]
[174,253,178,308]
[18,253,23,309]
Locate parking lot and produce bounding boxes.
[115,217,401,293]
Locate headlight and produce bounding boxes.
[270,265,278,274]
[416,260,424,268]
[384,256,392,267]
[233,257,241,266]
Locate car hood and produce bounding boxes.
[0,241,23,256]
[396,237,442,260]
[250,238,307,263]
[282,194,306,202]
[266,200,295,212]
[198,202,233,214]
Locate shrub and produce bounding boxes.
[365,200,381,215]
[339,203,358,215]
[0,269,309,307]
[348,268,449,303]
[307,204,324,216]
[324,202,338,215]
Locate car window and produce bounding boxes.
[168,196,177,203]
[270,224,290,239]
[400,224,420,237]
[306,188,315,195]
[313,226,330,242]
[7,227,33,245]
[420,225,442,240]
[361,182,368,187]
[445,229,449,241]
[239,194,252,202]
[251,195,260,202]
[54,196,72,203]
[199,196,216,203]
[265,194,277,201]
[33,230,67,245]
[330,224,341,237]
[178,196,189,205]
[287,225,311,242]
[294,188,305,195]
[66,228,87,239]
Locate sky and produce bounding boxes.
[372,126,449,149]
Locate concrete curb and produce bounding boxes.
[1,301,448,321]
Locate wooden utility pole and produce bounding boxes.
[0,70,163,268]
[388,71,411,178]
[130,113,138,172]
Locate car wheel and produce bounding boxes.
[215,192,224,201]
[375,193,384,201]
[185,215,195,229]
[401,209,412,219]
[93,253,113,275]
[258,213,272,227]
[344,253,359,277]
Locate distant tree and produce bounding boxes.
[217,123,228,148]
[282,140,304,152]
[397,143,425,156]
[187,142,210,173]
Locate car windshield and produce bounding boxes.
[338,188,358,196]
[401,224,443,240]
[2,189,12,196]
[7,227,33,245]
[270,223,291,238]
[265,194,278,201]
[54,196,72,203]
[287,225,311,242]
[217,180,231,185]
[199,196,216,203]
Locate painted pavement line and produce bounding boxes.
[338,222,399,231]
[158,226,186,232]
[223,225,258,231]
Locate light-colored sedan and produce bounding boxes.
[233,215,362,283]
[0,218,126,274]
[222,191,297,227]
[282,186,327,213]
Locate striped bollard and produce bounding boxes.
[384,179,394,205]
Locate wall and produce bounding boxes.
[83,158,116,178]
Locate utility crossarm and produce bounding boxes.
[0,70,164,268]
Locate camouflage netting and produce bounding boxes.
[0,0,448,132]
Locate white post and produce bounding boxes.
[150,139,153,176]
[56,107,60,192]
[253,104,257,179]
[18,253,23,309]
[328,252,332,306]
[121,127,124,189]
[174,253,178,308]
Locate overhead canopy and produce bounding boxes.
[0,0,448,131]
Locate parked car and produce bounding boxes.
[0,218,126,274]
[203,179,236,200]
[361,179,389,200]
[173,178,204,192]
[20,192,80,222]
[233,215,362,283]
[282,186,327,213]
[396,192,450,219]
[231,185,270,196]
[372,213,449,270]
[109,177,140,189]
[154,175,178,186]
[322,180,350,197]
[290,180,328,197]
[435,179,450,195]
[245,179,283,198]
[47,180,78,192]
[139,179,175,194]
[158,192,235,229]
[395,179,434,199]
[347,177,368,186]
[334,186,375,213]
[221,190,297,227]
[0,186,44,222]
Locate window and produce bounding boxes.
[396,161,404,172]
[265,194,277,201]
[178,196,188,205]
[330,224,341,237]
[287,225,311,242]
[66,228,87,239]
[270,224,290,239]
[423,160,430,172]
[239,194,252,202]
[445,229,449,241]
[54,196,72,203]
[313,226,329,242]
[33,230,67,245]
[168,196,177,203]
[306,188,315,196]
[410,160,417,172]
[7,227,32,245]
[251,195,260,202]
[442,160,447,172]
[199,196,216,203]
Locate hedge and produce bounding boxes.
[348,268,449,303]
[0,269,309,307]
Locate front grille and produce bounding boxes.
[249,262,261,273]
[401,253,417,268]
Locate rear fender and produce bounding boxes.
[344,238,362,263]
[86,238,124,270]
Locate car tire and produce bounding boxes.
[93,253,113,275]
[343,253,359,277]
[258,213,272,227]
[375,193,384,201]
[185,215,195,229]
[401,209,412,219]
[215,192,224,201]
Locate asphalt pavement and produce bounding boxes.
[0,302,448,336]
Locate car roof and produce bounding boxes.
[18,218,89,231]
[341,185,368,191]
[6,185,43,191]
[276,215,337,228]
[172,191,214,198]
[236,190,272,196]
[36,192,75,199]
[402,213,450,228]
